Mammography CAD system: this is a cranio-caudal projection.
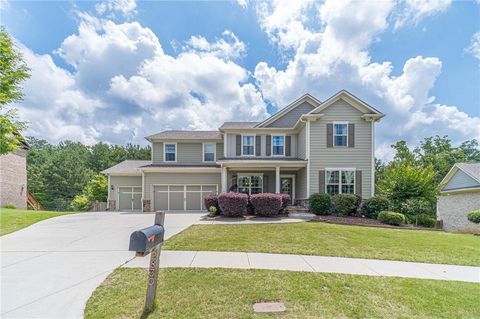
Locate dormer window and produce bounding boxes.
[242,135,255,156]
[272,135,285,156]
[333,122,348,147]
[164,143,176,162]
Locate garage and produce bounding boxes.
[153,184,218,211]
[118,187,142,211]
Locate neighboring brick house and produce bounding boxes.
[103,90,385,212]
[0,141,29,209]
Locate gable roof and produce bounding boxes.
[256,93,322,128]
[146,130,222,141]
[439,162,480,192]
[308,90,384,119]
[219,122,260,129]
[102,160,151,175]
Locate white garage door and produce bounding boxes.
[118,187,142,211]
[153,185,217,211]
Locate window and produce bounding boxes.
[242,135,255,156]
[326,169,355,195]
[203,143,216,162]
[238,175,263,195]
[333,123,348,147]
[272,135,285,156]
[164,143,176,162]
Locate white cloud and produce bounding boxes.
[236,0,248,9]
[393,0,452,29]
[182,30,246,60]
[466,32,480,60]
[95,0,137,19]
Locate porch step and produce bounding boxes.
[286,206,308,212]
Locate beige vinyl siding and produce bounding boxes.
[177,143,202,164]
[297,124,306,159]
[216,143,224,160]
[296,167,308,199]
[309,99,373,198]
[266,102,315,127]
[152,142,163,164]
[144,172,221,200]
[226,133,298,158]
[109,176,142,200]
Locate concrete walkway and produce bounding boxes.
[125,250,480,283]
[195,212,315,225]
[1,212,203,319]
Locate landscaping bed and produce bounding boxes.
[164,222,480,266]
[85,268,480,319]
[312,215,439,230]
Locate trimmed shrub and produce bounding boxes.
[250,193,282,217]
[467,210,480,224]
[218,192,248,217]
[361,196,390,219]
[208,206,217,217]
[309,193,332,215]
[279,194,290,212]
[378,211,406,226]
[332,194,359,216]
[416,214,436,228]
[2,204,16,209]
[203,194,219,213]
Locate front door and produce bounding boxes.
[280,177,293,204]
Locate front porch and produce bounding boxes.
[219,160,308,204]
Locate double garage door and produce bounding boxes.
[153,184,218,211]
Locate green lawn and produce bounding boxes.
[85,268,480,319]
[164,222,480,266]
[0,208,77,236]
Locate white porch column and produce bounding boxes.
[221,165,228,193]
[275,166,280,193]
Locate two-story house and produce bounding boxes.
[103,90,384,212]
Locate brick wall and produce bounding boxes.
[437,192,480,232]
[0,150,28,209]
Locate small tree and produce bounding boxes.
[85,174,108,202]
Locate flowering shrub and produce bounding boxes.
[203,194,219,213]
[279,194,290,212]
[249,193,282,217]
[218,192,248,217]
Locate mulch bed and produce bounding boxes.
[312,215,440,231]
[201,213,289,221]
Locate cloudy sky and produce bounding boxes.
[2,0,479,159]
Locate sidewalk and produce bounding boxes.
[124,250,480,283]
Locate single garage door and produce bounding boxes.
[118,187,142,211]
[153,185,218,211]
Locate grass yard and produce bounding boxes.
[85,268,480,319]
[0,208,77,236]
[164,222,480,266]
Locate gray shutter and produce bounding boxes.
[236,135,241,156]
[355,170,362,196]
[266,135,271,156]
[348,124,355,148]
[327,124,333,147]
[285,135,291,156]
[255,136,261,156]
[318,170,325,194]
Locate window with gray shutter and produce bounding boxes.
[236,135,241,156]
[348,124,355,148]
[255,136,261,156]
[326,124,333,147]
[266,135,271,156]
[285,135,291,156]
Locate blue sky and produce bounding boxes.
[2,0,479,159]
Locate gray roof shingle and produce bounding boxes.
[102,160,151,174]
[146,130,222,140]
[457,163,480,182]
[219,122,260,129]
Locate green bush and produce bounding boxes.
[309,193,332,215]
[208,206,217,217]
[70,194,91,211]
[332,194,359,216]
[396,198,434,222]
[2,204,16,209]
[416,214,436,228]
[378,211,406,226]
[361,196,390,219]
[467,210,480,224]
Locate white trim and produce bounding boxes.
[308,90,384,116]
[223,133,228,158]
[241,134,256,156]
[164,142,177,162]
[280,174,296,204]
[306,120,310,197]
[221,165,227,192]
[202,142,216,163]
[141,171,145,212]
[151,183,219,211]
[371,120,375,197]
[271,133,286,156]
[107,175,111,201]
[324,169,356,195]
[275,166,281,193]
[141,167,221,173]
[333,121,348,147]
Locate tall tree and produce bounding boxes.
[0,27,30,154]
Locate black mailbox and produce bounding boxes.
[129,225,165,256]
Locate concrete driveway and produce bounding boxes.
[1,212,202,319]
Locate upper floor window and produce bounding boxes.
[272,135,285,156]
[242,135,255,156]
[203,143,216,162]
[334,123,348,147]
[326,169,355,195]
[164,143,176,162]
